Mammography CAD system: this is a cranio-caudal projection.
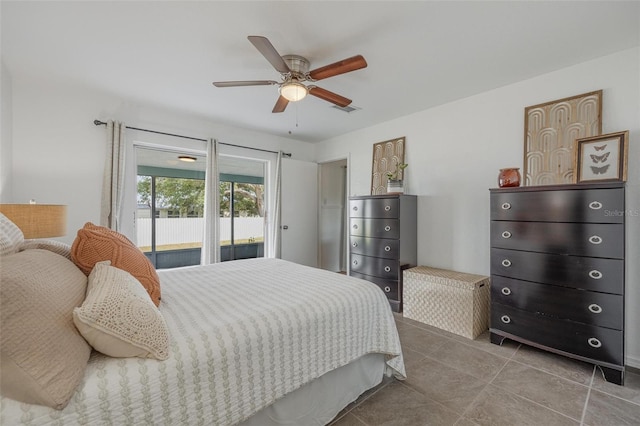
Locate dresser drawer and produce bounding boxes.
[491,304,623,365]
[350,254,399,279]
[491,188,624,223]
[491,276,623,329]
[350,218,400,239]
[491,248,624,294]
[350,236,399,259]
[349,198,399,218]
[491,221,623,258]
[350,271,399,301]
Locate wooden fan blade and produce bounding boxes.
[308,86,352,107]
[248,36,291,74]
[272,95,289,113]
[308,55,367,81]
[213,80,277,87]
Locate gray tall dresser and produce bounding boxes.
[348,194,417,312]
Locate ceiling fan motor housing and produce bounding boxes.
[282,54,310,80]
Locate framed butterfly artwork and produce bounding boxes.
[573,131,629,183]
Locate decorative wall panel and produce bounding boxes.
[371,137,405,195]
[524,91,602,186]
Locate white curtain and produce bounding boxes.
[100,121,126,231]
[201,138,221,265]
[266,151,282,258]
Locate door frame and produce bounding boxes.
[317,154,351,272]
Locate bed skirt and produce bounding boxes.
[240,353,385,425]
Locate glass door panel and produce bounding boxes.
[136,146,205,269]
[219,156,266,261]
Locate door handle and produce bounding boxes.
[281,225,289,230]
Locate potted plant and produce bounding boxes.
[386,163,408,193]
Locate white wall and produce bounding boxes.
[315,47,640,368]
[9,75,316,244]
[0,60,13,202]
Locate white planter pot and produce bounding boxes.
[387,179,404,194]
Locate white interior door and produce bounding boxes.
[281,158,318,267]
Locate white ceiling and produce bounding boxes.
[2,1,638,143]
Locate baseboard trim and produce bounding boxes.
[625,355,640,372]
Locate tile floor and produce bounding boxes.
[330,314,640,426]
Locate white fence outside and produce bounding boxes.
[137,217,264,247]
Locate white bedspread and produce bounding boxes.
[1,258,405,426]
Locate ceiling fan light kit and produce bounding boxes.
[213,35,367,113]
[280,81,308,102]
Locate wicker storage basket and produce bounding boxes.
[403,266,490,339]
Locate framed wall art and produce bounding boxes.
[371,137,405,195]
[523,90,602,186]
[573,131,628,183]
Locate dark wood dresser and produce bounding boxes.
[348,194,417,312]
[489,182,626,384]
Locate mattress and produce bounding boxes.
[1,258,405,425]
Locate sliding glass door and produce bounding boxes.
[135,146,266,268]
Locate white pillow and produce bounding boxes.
[20,239,72,259]
[0,212,24,256]
[73,261,170,360]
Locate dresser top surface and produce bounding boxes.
[350,194,417,200]
[490,182,625,193]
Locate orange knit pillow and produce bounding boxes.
[71,223,161,306]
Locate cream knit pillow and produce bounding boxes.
[73,262,170,360]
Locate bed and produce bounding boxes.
[0,217,405,426]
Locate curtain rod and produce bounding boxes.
[93,120,291,157]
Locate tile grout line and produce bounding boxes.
[456,341,522,421]
[479,344,586,424]
[507,358,593,387]
[396,380,467,423]
[580,366,596,426]
[590,367,640,407]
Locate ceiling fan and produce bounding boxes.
[213,36,367,113]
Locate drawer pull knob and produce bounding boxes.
[384,246,391,252]
[352,206,358,211]
[384,286,391,293]
[588,304,603,314]
[588,235,602,245]
[352,224,358,230]
[384,225,391,232]
[500,315,511,324]
[384,205,391,211]
[501,202,511,210]
[501,287,512,296]
[588,270,603,280]
[384,266,391,272]
[589,201,603,210]
[588,337,602,348]
[352,260,358,266]
[501,231,512,239]
[352,242,358,248]
[501,259,512,267]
